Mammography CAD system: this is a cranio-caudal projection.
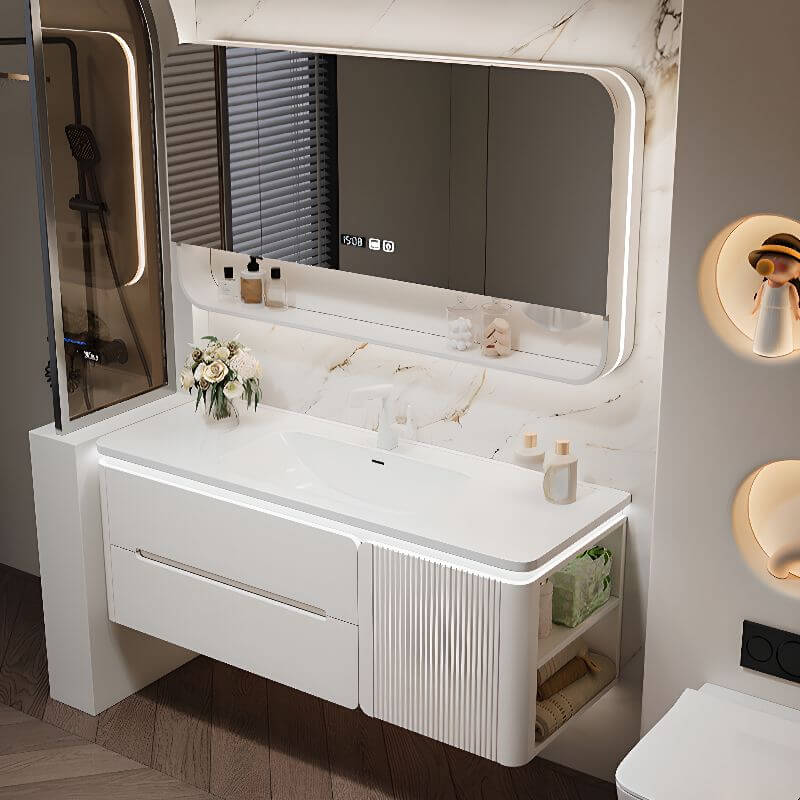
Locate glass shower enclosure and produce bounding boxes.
[17,0,173,430]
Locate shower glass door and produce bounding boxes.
[30,0,170,427]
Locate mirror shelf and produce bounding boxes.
[178,244,609,383]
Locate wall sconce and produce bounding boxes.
[748,462,800,579]
[699,214,800,361]
[732,461,800,595]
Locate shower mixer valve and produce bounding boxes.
[64,334,128,368]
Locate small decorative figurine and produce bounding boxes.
[447,316,473,351]
[750,233,800,357]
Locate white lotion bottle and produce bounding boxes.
[543,440,577,505]
[514,432,545,471]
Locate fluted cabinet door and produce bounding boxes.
[369,544,503,761]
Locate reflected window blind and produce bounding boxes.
[163,45,224,248]
[225,48,338,266]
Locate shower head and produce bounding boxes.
[65,123,101,167]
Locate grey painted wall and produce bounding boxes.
[0,5,52,575]
[644,0,800,728]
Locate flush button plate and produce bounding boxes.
[741,620,800,684]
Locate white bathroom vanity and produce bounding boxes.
[85,400,629,767]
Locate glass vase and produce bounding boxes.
[445,298,477,351]
[481,301,512,357]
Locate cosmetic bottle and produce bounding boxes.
[265,266,287,309]
[514,432,546,471]
[240,255,265,304]
[218,266,236,301]
[543,440,578,505]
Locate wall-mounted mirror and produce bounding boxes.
[165,44,643,383]
[165,46,614,316]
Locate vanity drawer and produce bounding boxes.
[108,545,358,708]
[101,462,358,623]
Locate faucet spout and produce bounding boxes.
[349,383,399,451]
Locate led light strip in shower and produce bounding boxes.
[51,28,147,287]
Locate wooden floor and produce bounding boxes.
[0,703,213,798]
[0,563,617,800]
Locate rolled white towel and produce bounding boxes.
[535,652,615,742]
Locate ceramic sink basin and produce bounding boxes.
[236,430,471,514]
[97,400,629,571]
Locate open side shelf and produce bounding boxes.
[536,518,625,669]
[526,518,626,755]
[537,596,622,668]
[532,678,619,757]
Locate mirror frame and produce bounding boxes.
[174,44,644,383]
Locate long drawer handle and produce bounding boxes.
[135,549,327,618]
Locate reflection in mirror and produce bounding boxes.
[164,46,615,317]
[31,0,169,421]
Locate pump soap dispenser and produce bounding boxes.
[543,440,577,505]
[240,255,265,304]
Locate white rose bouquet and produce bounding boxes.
[181,335,262,420]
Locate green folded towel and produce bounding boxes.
[551,547,613,628]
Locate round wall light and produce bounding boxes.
[699,214,800,360]
[749,462,800,579]
[732,461,800,599]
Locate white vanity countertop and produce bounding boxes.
[97,401,629,572]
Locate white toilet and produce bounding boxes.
[616,684,800,799]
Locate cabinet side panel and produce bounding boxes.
[497,579,538,766]
[372,544,501,760]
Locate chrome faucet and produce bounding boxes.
[349,383,399,451]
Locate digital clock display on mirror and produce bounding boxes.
[340,233,366,248]
[341,233,396,254]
